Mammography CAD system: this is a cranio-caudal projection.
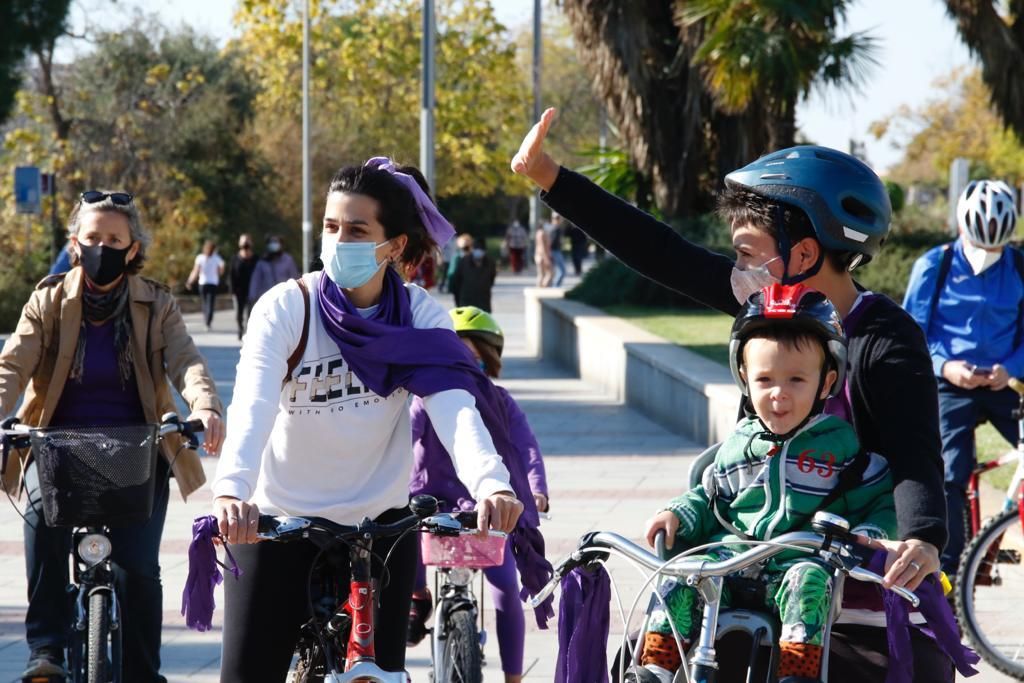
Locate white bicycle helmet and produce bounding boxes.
[957,180,1018,248]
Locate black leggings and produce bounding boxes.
[220,507,417,683]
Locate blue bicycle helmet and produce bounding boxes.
[724,145,891,268]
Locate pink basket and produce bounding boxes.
[420,533,506,569]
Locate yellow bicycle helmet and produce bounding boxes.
[449,306,504,355]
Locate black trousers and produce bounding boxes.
[220,507,417,682]
[233,293,252,335]
[200,284,218,327]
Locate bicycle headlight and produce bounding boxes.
[446,567,475,587]
[78,533,112,567]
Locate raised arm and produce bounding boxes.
[512,108,739,315]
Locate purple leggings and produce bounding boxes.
[415,538,525,675]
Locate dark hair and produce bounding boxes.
[326,163,437,275]
[717,187,853,272]
[463,334,503,378]
[738,322,829,372]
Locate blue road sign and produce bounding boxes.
[14,166,42,215]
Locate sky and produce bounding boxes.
[64,0,977,174]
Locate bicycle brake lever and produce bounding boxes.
[848,566,920,607]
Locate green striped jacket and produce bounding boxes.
[667,414,896,558]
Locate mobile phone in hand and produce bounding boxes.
[972,366,993,376]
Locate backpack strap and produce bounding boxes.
[1012,247,1024,348]
[926,242,955,335]
[283,277,310,387]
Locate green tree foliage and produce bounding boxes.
[0,24,282,291]
[557,0,877,220]
[871,68,1024,188]
[678,0,877,150]
[0,0,71,124]
[234,0,528,241]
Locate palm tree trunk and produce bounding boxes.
[560,0,708,219]
[945,0,1024,139]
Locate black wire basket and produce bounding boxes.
[31,424,159,527]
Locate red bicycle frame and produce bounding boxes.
[344,542,376,670]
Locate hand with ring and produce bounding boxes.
[213,496,261,545]
[855,535,941,591]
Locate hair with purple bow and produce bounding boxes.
[326,158,454,276]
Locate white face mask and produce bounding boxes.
[962,239,1003,275]
[730,256,781,304]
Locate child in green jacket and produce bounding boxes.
[635,284,896,683]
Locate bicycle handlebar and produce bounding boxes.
[527,528,919,609]
[255,510,507,543]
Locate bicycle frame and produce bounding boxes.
[967,383,1024,537]
[531,515,919,683]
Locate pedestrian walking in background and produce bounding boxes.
[503,219,529,274]
[437,234,457,292]
[248,234,300,305]
[565,218,590,276]
[448,233,474,301]
[229,234,258,340]
[450,237,497,311]
[533,222,552,287]
[187,239,225,331]
[548,213,567,287]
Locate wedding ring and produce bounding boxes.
[909,560,922,572]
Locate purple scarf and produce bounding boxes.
[181,515,241,632]
[555,565,611,683]
[317,267,553,622]
[866,550,979,682]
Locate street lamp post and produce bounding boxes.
[529,0,542,238]
[302,0,313,270]
[421,0,436,194]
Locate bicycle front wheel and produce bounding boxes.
[438,609,482,683]
[87,592,111,683]
[957,507,1024,680]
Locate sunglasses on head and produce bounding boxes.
[81,190,134,206]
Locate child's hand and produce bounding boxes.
[644,510,680,550]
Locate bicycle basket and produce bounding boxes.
[420,533,506,569]
[32,424,159,527]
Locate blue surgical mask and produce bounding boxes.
[477,359,487,372]
[321,234,391,288]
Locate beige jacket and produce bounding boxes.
[0,267,222,499]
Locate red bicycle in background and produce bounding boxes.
[955,377,1024,679]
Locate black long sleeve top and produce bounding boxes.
[542,166,947,549]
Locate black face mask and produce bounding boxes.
[78,242,131,286]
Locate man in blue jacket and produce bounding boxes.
[903,179,1023,577]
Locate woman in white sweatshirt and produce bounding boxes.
[212,158,526,681]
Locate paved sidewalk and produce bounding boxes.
[0,272,1005,681]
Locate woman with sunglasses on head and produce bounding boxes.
[212,158,544,682]
[0,190,225,681]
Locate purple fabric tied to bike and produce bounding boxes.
[866,550,979,682]
[181,515,241,632]
[555,565,611,683]
[317,267,555,625]
[363,156,455,248]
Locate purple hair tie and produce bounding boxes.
[364,156,456,248]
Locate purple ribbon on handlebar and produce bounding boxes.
[867,550,979,682]
[181,515,242,632]
[555,565,611,683]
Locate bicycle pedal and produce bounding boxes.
[997,549,1021,564]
